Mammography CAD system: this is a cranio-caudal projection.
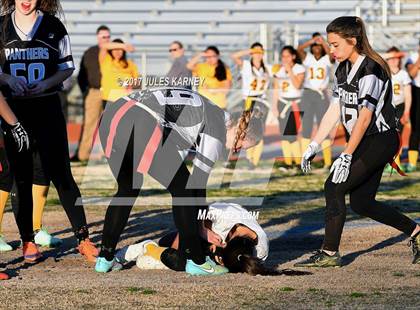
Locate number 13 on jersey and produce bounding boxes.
[10,62,45,84]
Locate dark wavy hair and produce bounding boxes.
[326,16,391,77]
[1,0,64,49]
[281,45,302,64]
[108,38,128,68]
[310,32,326,57]
[0,0,63,15]
[205,45,227,81]
[220,236,311,276]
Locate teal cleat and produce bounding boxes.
[34,228,63,248]
[0,235,12,252]
[95,256,123,273]
[404,164,417,173]
[185,256,229,276]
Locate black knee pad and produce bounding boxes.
[160,248,186,271]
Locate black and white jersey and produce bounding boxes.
[332,55,396,137]
[0,10,74,98]
[127,88,229,174]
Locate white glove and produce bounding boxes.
[330,153,352,184]
[301,141,319,173]
[11,122,29,152]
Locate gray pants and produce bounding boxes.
[301,88,329,139]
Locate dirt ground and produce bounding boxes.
[1,165,419,309]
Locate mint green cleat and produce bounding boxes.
[404,164,417,173]
[383,164,393,174]
[34,228,63,248]
[185,256,229,276]
[95,257,123,273]
[294,250,342,268]
[0,235,12,252]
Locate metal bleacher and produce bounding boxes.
[61,0,419,75]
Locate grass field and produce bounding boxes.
[1,161,419,309]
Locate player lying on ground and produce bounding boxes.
[116,202,310,276]
[96,87,264,275]
[296,16,420,268]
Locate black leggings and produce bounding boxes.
[2,95,88,242]
[0,130,13,192]
[323,129,417,252]
[98,101,205,264]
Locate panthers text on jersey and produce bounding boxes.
[332,55,396,137]
[0,10,74,98]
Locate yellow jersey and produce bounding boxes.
[192,62,232,109]
[100,53,139,102]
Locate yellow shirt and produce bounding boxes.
[193,63,232,109]
[100,53,139,102]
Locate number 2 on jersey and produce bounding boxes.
[10,63,45,84]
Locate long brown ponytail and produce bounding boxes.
[326,16,391,78]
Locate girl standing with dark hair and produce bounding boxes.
[272,45,305,169]
[383,47,412,173]
[0,0,98,262]
[296,16,420,268]
[298,32,335,170]
[187,46,232,110]
[99,38,138,108]
[231,42,272,168]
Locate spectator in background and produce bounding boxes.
[272,46,305,169]
[187,46,232,110]
[405,40,420,172]
[383,47,411,173]
[73,25,111,162]
[99,38,137,108]
[166,41,192,89]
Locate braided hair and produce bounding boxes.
[231,108,264,153]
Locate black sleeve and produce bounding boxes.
[77,53,88,94]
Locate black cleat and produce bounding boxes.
[408,233,420,264]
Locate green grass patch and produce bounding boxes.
[279,287,295,292]
[349,292,366,298]
[127,287,157,295]
[392,272,405,277]
[307,288,325,294]
[325,300,335,307]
